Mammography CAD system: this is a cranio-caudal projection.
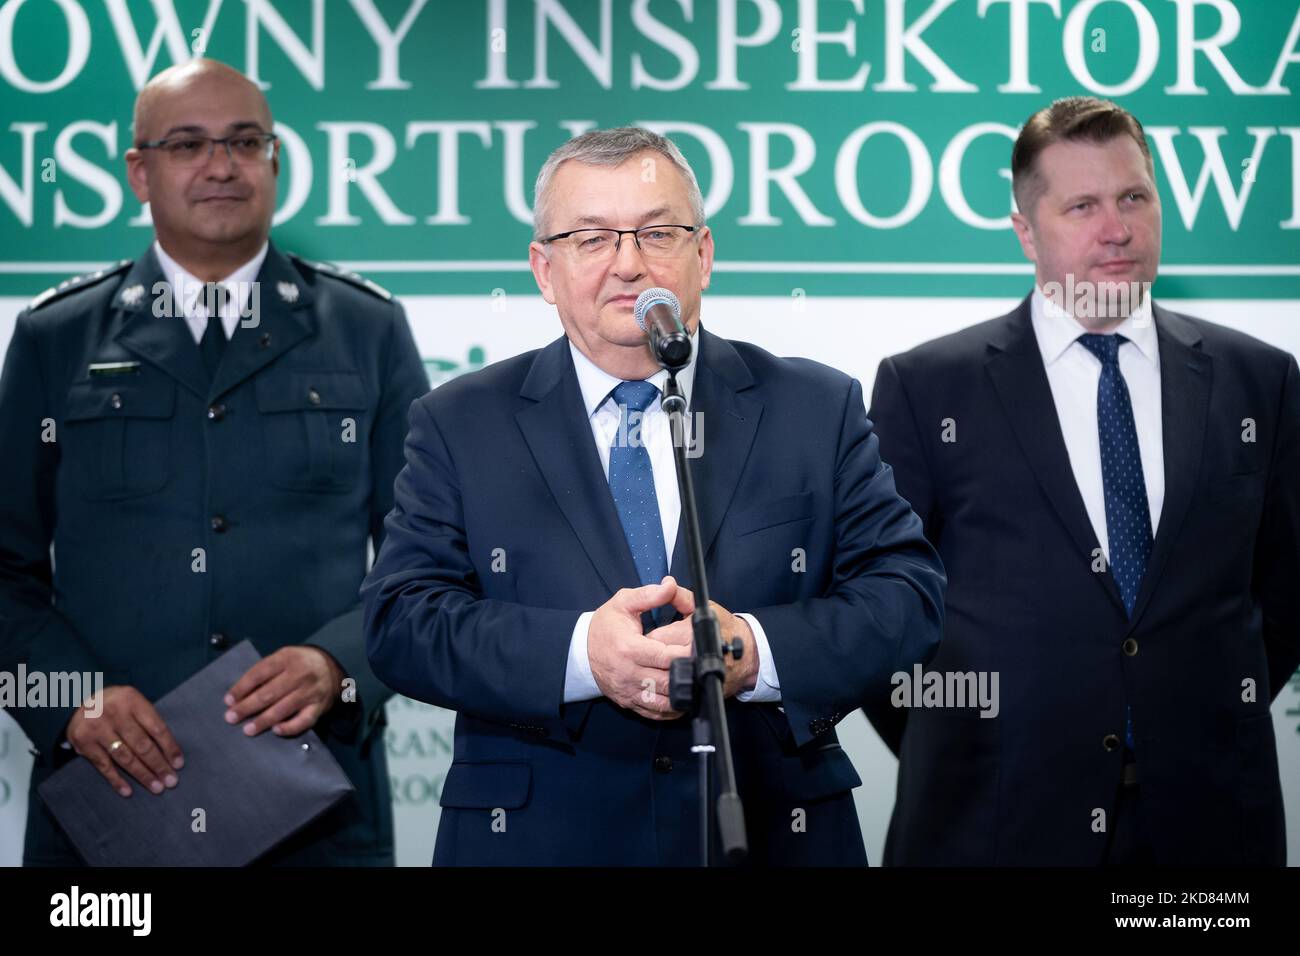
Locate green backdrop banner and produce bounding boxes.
[1,0,1298,297]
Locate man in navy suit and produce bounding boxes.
[362,127,945,866]
[866,97,1300,866]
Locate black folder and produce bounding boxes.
[38,640,355,866]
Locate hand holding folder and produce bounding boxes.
[39,641,355,866]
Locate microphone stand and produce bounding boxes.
[661,370,748,866]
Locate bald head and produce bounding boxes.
[133,58,271,146]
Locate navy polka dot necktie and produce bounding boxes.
[1076,333,1152,616]
[1078,333,1150,752]
[607,380,668,590]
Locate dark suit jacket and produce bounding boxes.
[362,327,945,866]
[0,242,429,865]
[866,296,1300,866]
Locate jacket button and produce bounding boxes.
[207,403,227,421]
[1122,638,1138,657]
[1103,733,1121,752]
[109,393,123,410]
[307,388,321,406]
[209,632,228,650]
[210,515,228,533]
[653,755,673,774]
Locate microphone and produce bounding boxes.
[633,287,692,371]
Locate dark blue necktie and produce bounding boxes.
[198,283,229,381]
[1078,333,1151,752]
[607,381,668,590]
[1077,333,1152,614]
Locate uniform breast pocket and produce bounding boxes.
[62,380,174,500]
[255,371,369,493]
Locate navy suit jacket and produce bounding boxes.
[866,297,1300,866]
[362,326,945,866]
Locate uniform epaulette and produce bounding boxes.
[26,260,133,312]
[287,253,392,302]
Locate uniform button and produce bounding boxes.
[109,393,123,410]
[210,515,228,533]
[1122,638,1138,657]
[207,403,227,421]
[653,755,673,774]
[1103,733,1121,752]
[209,632,228,650]
[307,388,321,406]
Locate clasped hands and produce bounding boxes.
[587,576,758,720]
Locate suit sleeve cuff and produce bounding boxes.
[735,612,781,703]
[564,611,602,703]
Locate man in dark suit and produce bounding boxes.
[0,59,428,864]
[362,127,945,866]
[866,96,1300,866]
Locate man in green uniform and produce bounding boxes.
[0,58,428,865]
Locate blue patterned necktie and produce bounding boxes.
[1078,332,1151,752]
[1076,333,1152,614]
[607,381,669,590]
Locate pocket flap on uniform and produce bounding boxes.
[782,743,862,801]
[65,380,175,421]
[255,371,366,412]
[439,762,532,810]
[731,491,815,536]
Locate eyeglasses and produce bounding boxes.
[540,224,700,261]
[136,133,278,167]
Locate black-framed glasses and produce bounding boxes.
[540,224,700,261]
[137,133,278,167]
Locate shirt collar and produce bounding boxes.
[152,238,269,318]
[1031,285,1158,367]
[569,326,700,418]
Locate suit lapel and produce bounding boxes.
[667,329,762,591]
[1126,306,1211,629]
[515,329,763,605]
[209,243,313,401]
[985,297,1127,615]
[113,248,209,401]
[515,338,642,596]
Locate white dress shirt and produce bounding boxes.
[1030,287,1165,562]
[153,239,269,344]
[563,329,782,705]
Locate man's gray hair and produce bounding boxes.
[532,126,706,241]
